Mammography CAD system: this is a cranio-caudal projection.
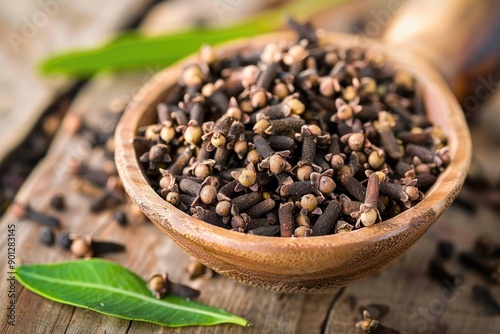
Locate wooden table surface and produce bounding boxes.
[1,1,500,333]
[0,0,155,163]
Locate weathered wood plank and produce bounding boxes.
[324,205,500,334]
[0,0,154,162]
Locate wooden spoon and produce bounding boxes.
[115,29,471,291]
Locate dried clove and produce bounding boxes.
[147,273,200,299]
[70,161,109,187]
[335,220,354,233]
[70,236,93,258]
[278,202,295,237]
[352,173,381,227]
[472,285,500,316]
[228,192,262,216]
[248,225,280,236]
[69,235,125,258]
[38,226,55,245]
[341,175,385,212]
[56,231,73,249]
[147,273,168,299]
[280,181,314,198]
[406,143,435,163]
[218,179,239,198]
[253,134,291,175]
[230,213,251,232]
[114,210,128,227]
[459,252,500,284]
[294,225,313,237]
[245,198,276,218]
[437,240,454,260]
[50,194,66,211]
[11,202,60,227]
[90,176,124,212]
[312,200,341,236]
[192,206,228,229]
[179,177,217,205]
[230,163,258,192]
[355,309,400,334]
[373,111,401,160]
[291,125,323,180]
[186,260,213,280]
[474,235,500,258]
[378,180,422,209]
[267,135,296,151]
[428,258,464,288]
[167,146,192,176]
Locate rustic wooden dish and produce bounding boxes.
[115,32,471,292]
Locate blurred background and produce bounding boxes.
[0,0,499,333]
[1,0,500,215]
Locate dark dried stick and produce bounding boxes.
[312,200,341,236]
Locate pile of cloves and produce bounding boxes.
[135,20,449,237]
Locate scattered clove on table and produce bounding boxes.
[69,234,125,258]
[459,252,500,285]
[355,309,400,334]
[472,285,500,316]
[186,259,214,280]
[427,258,464,288]
[113,210,128,227]
[50,194,66,211]
[147,272,200,299]
[56,231,73,249]
[38,226,55,246]
[436,240,455,260]
[11,202,60,227]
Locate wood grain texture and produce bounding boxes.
[324,206,500,334]
[0,0,154,163]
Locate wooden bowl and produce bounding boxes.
[115,32,471,292]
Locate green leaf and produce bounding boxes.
[39,0,348,77]
[15,259,249,328]
[40,23,274,77]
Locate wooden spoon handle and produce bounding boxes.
[383,0,500,101]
